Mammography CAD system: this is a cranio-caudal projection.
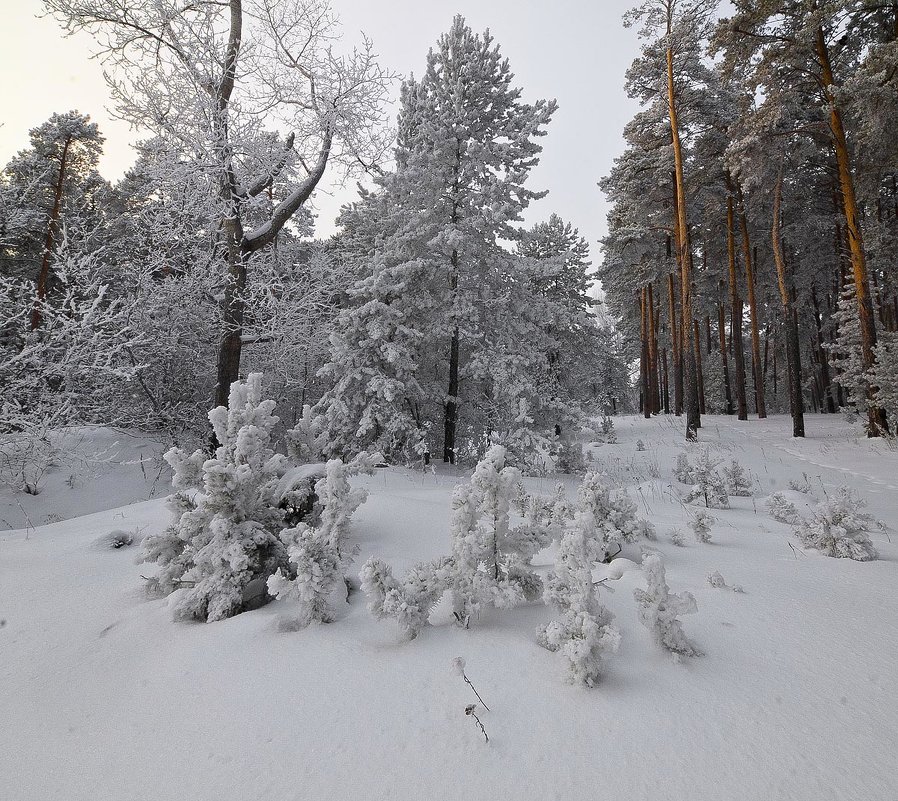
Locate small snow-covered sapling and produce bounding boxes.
[795,488,882,561]
[766,492,800,525]
[689,508,714,543]
[707,571,744,593]
[634,554,701,657]
[452,657,490,711]
[636,439,646,452]
[723,459,752,497]
[669,529,686,547]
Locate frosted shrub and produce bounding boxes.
[673,452,695,484]
[788,473,814,495]
[142,374,290,622]
[795,488,881,561]
[449,445,551,625]
[766,492,800,525]
[268,454,379,626]
[577,470,656,550]
[633,554,701,657]
[636,439,646,452]
[555,434,587,474]
[598,414,618,444]
[683,450,729,509]
[669,529,686,547]
[689,508,714,543]
[537,509,620,686]
[360,556,454,640]
[723,459,752,497]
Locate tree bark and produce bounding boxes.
[726,186,748,420]
[772,168,804,437]
[717,296,733,414]
[666,30,699,439]
[668,271,683,415]
[31,135,72,331]
[737,188,766,418]
[814,26,887,435]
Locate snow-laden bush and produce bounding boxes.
[636,439,646,452]
[594,414,617,444]
[871,332,898,433]
[359,556,454,640]
[682,450,729,509]
[633,554,701,657]
[766,492,800,525]
[142,374,291,622]
[788,473,814,495]
[795,488,881,561]
[577,470,655,550]
[268,453,379,626]
[142,374,374,623]
[689,508,714,543]
[723,459,752,497]
[537,509,620,686]
[555,433,586,474]
[673,452,695,484]
[449,445,550,625]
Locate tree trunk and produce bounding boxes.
[443,325,460,463]
[648,283,659,414]
[737,188,766,418]
[717,297,733,414]
[772,168,804,437]
[641,288,651,419]
[694,319,706,416]
[31,136,72,330]
[668,271,683,415]
[815,26,886,435]
[667,36,699,439]
[726,186,748,420]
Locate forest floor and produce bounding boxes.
[1,414,897,801]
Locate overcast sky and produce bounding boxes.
[0,0,641,262]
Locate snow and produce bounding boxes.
[0,426,170,530]
[2,414,897,800]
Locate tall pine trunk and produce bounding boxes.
[772,169,804,437]
[31,136,72,331]
[667,39,699,440]
[726,187,748,420]
[814,26,886,435]
[737,188,766,418]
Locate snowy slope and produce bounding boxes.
[0,427,170,530]
[1,415,896,801]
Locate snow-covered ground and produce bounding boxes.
[2,414,897,801]
[0,426,170,530]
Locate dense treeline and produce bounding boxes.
[600,0,898,439]
[0,6,629,479]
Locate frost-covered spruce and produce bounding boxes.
[636,439,646,452]
[577,470,655,550]
[634,554,701,657]
[598,414,618,443]
[359,556,454,640]
[683,450,730,509]
[795,488,881,561]
[673,452,695,484]
[142,374,291,622]
[537,509,620,686]
[448,445,550,625]
[689,508,714,543]
[872,332,898,432]
[268,454,379,626]
[723,459,752,497]
[766,492,800,525]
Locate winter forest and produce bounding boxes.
[1,2,897,800]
